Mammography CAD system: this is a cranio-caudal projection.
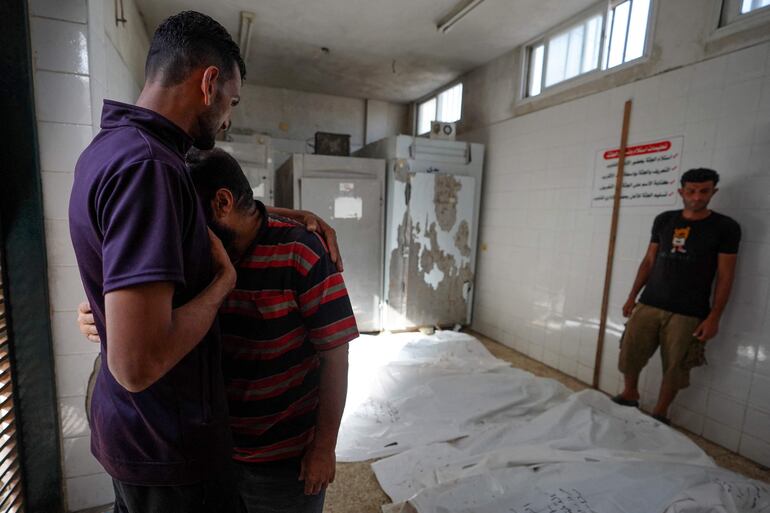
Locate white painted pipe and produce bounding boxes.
[436,0,486,33]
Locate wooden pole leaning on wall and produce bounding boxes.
[592,99,633,390]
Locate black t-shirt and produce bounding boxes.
[639,210,741,319]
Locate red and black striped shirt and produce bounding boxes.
[219,203,358,464]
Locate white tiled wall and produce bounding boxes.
[229,83,409,169]
[471,42,770,466]
[88,0,144,116]
[34,72,92,125]
[29,0,88,23]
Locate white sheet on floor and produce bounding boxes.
[336,331,570,462]
[380,462,770,513]
[337,331,769,513]
[373,390,716,503]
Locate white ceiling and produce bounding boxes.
[135,0,597,103]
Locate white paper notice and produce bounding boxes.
[251,183,265,198]
[334,196,363,219]
[591,137,683,208]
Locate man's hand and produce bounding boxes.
[267,207,343,272]
[693,316,719,342]
[299,443,336,495]
[208,229,236,290]
[622,297,637,318]
[78,301,100,343]
[292,210,343,272]
[624,243,657,319]
[79,233,235,348]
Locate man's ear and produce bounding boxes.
[212,188,234,217]
[201,66,221,106]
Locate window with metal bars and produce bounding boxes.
[0,266,24,513]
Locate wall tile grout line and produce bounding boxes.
[30,14,88,26]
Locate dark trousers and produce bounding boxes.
[112,473,244,513]
[236,460,326,513]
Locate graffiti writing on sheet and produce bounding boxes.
[714,478,766,510]
[512,488,598,513]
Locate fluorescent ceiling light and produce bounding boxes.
[436,0,486,33]
[238,11,256,59]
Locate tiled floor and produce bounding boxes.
[323,330,770,513]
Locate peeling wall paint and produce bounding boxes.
[357,136,484,330]
[434,174,462,232]
[387,172,476,326]
[454,220,472,258]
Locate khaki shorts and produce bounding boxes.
[618,304,706,390]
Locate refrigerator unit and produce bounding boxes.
[275,154,386,332]
[215,133,274,205]
[355,135,484,331]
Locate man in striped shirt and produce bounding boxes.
[186,148,358,513]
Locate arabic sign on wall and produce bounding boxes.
[591,136,683,208]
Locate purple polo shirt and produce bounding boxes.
[69,100,231,485]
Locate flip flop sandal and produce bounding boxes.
[611,395,639,408]
[652,414,671,425]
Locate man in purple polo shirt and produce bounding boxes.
[69,11,247,513]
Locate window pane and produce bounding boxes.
[625,0,650,62]
[602,8,614,69]
[582,15,602,73]
[741,0,753,12]
[417,98,436,135]
[607,0,630,68]
[743,0,770,12]
[542,12,606,90]
[437,83,463,122]
[565,24,584,80]
[529,44,544,96]
[545,31,568,87]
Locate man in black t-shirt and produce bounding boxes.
[612,168,741,425]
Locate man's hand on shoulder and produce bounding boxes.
[299,443,336,495]
[208,229,236,291]
[266,207,343,272]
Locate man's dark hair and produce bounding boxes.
[187,148,255,219]
[680,168,720,187]
[146,11,246,86]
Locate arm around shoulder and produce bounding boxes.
[105,231,235,392]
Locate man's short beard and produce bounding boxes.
[193,102,223,150]
[193,133,216,150]
[193,115,218,150]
